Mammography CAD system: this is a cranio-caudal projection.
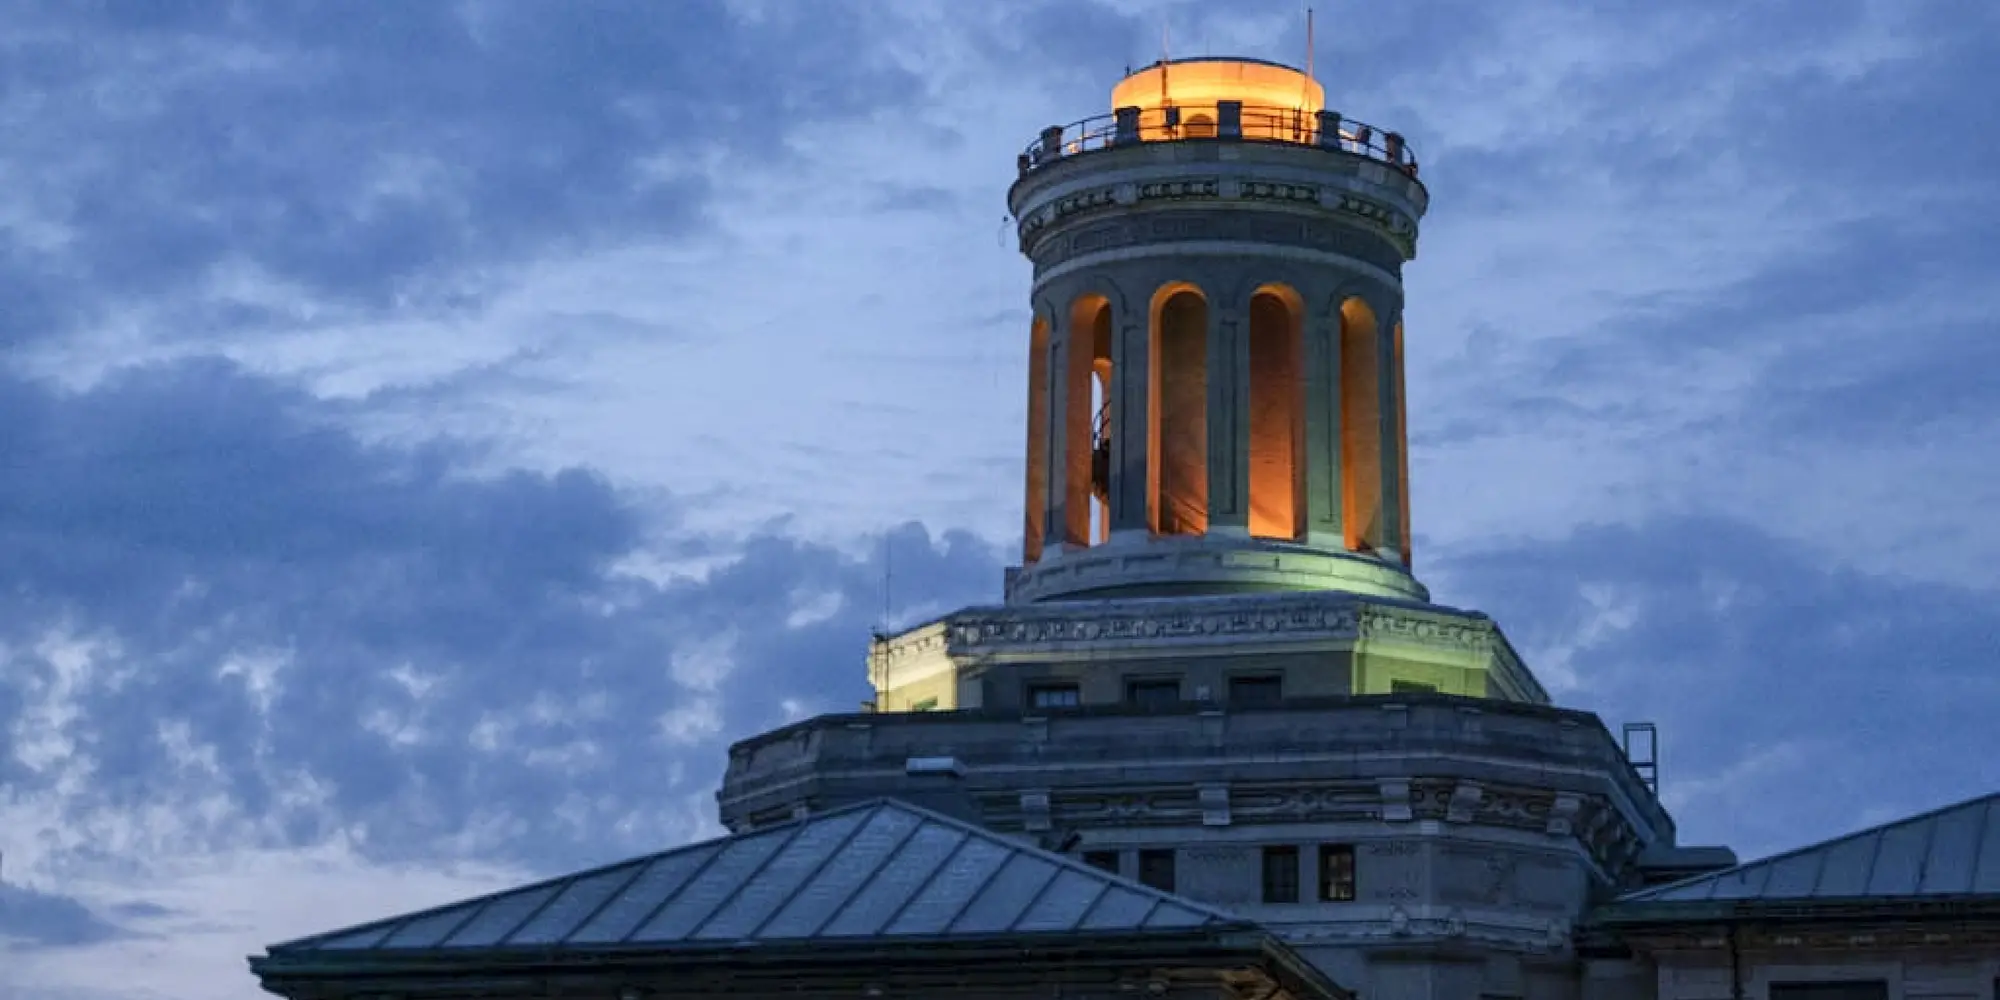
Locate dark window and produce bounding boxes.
[1229,675,1283,705]
[1137,849,1176,892]
[1027,683,1080,710]
[1261,845,1300,903]
[1769,985,1888,1000]
[1390,679,1437,694]
[1319,844,1356,901]
[1126,678,1180,709]
[1082,850,1119,874]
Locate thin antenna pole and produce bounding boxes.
[1304,7,1315,102]
[1160,22,1170,105]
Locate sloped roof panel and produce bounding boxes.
[1614,792,2000,910]
[266,799,1237,959]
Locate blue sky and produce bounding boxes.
[2,1,1996,996]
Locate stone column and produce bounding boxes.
[1110,317,1150,538]
[1303,304,1343,549]
[1206,303,1251,536]
[1375,302,1405,562]
[1044,325,1074,550]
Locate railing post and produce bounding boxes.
[1216,101,1242,139]
[1040,125,1064,162]
[1317,110,1343,150]
[1114,106,1141,146]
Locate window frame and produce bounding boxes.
[1228,674,1284,706]
[1026,682,1081,710]
[1318,843,1356,902]
[1260,845,1300,904]
[1137,848,1177,892]
[1124,677,1182,709]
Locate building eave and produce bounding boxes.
[251,925,1352,1000]
[1589,893,2000,930]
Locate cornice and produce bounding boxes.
[872,593,1502,659]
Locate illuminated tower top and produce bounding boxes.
[1005,56,1428,604]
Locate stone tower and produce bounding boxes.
[720,57,1691,998]
[1010,57,1424,607]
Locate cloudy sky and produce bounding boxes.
[2,0,1996,996]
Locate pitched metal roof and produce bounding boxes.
[1609,791,2000,913]
[266,799,1236,958]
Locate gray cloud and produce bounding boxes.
[0,1,921,346]
[0,881,132,950]
[0,360,1002,881]
[1433,513,2000,858]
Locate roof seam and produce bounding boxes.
[1073,876,1120,927]
[1807,831,1832,897]
[480,881,566,950]
[395,894,489,951]
[803,806,928,939]
[1858,824,1889,897]
[876,829,975,934]
[678,814,816,942]
[1912,801,1941,894]
[553,856,659,947]
[1002,858,1073,934]
[612,841,732,945]
[740,802,883,941]
[937,844,1036,935]
[1970,796,1996,894]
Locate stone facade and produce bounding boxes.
[867,589,1549,713]
[718,695,1673,998]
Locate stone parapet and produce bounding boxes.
[719,694,1674,879]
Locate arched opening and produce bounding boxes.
[1023,315,1050,562]
[1184,113,1217,139]
[1150,284,1208,536]
[1248,286,1304,540]
[1339,298,1383,553]
[1063,295,1111,548]
[1089,305,1115,545]
[1393,320,1411,566]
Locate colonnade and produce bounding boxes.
[1022,281,1411,568]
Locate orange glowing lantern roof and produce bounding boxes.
[1109,57,1325,116]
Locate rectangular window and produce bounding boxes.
[910,697,938,712]
[1390,679,1437,694]
[1137,849,1176,892]
[1319,844,1356,902]
[1027,683,1080,710]
[1082,850,1119,874]
[1229,675,1283,705]
[1125,678,1180,709]
[1768,985,1888,1000]
[1260,845,1300,903]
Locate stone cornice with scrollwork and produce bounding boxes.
[887,592,1502,658]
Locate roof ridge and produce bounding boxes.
[857,798,1244,922]
[1619,789,2000,903]
[265,796,1241,958]
[269,799,891,952]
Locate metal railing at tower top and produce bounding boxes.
[1016,102,1418,179]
